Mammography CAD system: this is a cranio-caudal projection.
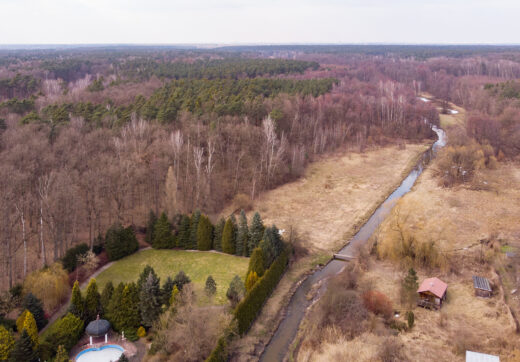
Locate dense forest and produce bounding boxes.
[2,45,519,292]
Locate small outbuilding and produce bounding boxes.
[473,276,492,298]
[417,277,447,310]
[466,350,500,362]
[85,315,111,345]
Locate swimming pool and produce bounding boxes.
[75,344,124,362]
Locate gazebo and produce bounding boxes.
[85,315,111,345]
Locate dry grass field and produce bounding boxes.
[224,143,430,254]
[298,99,520,361]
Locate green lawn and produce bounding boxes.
[93,249,249,305]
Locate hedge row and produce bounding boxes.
[205,335,228,362]
[234,247,289,335]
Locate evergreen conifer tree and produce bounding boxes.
[145,210,157,244]
[173,271,191,291]
[248,212,264,252]
[236,210,249,256]
[69,281,84,320]
[197,215,213,251]
[137,265,159,294]
[247,247,265,278]
[260,225,284,269]
[226,275,245,307]
[402,268,419,308]
[15,310,28,334]
[84,278,101,322]
[221,218,236,255]
[121,283,141,334]
[21,293,47,330]
[204,276,217,297]
[139,274,162,328]
[161,277,175,306]
[21,311,38,347]
[106,283,124,328]
[152,212,174,249]
[245,271,258,291]
[189,210,201,249]
[177,215,191,249]
[100,281,114,314]
[0,325,14,361]
[213,218,225,251]
[9,330,38,362]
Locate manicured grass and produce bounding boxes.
[93,249,249,305]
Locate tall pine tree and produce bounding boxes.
[106,282,124,328]
[100,281,114,315]
[221,218,236,255]
[8,330,38,362]
[236,210,249,256]
[189,210,201,249]
[197,215,213,251]
[213,218,225,252]
[84,278,102,322]
[177,215,191,249]
[153,212,174,249]
[248,212,264,252]
[260,225,284,269]
[137,265,159,294]
[139,274,162,328]
[247,248,265,278]
[21,293,47,330]
[69,281,84,320]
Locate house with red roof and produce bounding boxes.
[417,277,447,310]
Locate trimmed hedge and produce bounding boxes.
[234,247,289,335]
[205,336,227,362]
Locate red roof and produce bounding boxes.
[417,277,447,298]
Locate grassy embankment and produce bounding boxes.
[299,99,520,361]
[221,141,431,360]
[93,249,249,305]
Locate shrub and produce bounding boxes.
[378,336,406,362]
[23,263,70,313]
[232,193,252,212]
[226,276,245,308]
[54,345,69,362]
[316,288,368,339]
[61,243,89,272]
[173,271,191,291]
[45,312,84,352]
[205,276,217,297]
[362,290,393,319]
[105,224,139,261]
[15,310,28,335]
[137,326,146,338]
[234,248,288,335]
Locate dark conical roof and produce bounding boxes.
[85,319,110,336]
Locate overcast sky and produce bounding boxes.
[0,0,518,45]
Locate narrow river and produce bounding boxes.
[260,125,446,362]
